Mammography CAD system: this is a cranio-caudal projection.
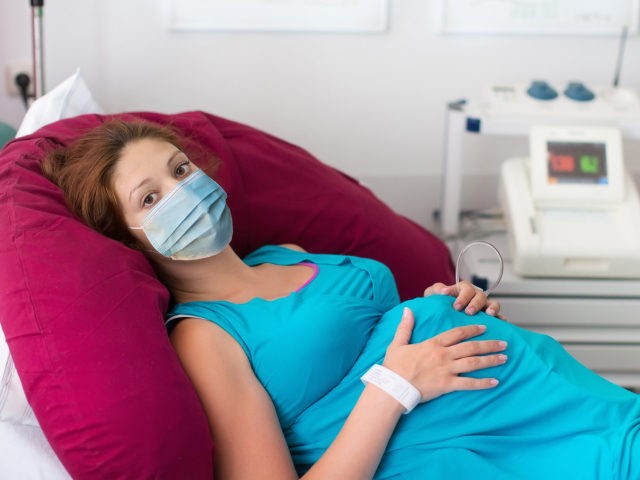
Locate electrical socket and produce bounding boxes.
[5,62,34,97]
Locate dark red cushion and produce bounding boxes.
[0,117,214,479]
[206,112,454,299]
[0,111,453,479]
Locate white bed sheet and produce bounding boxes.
[0,327,70,479]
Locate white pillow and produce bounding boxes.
[16,69,104,138]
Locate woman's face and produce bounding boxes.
[112,138,198,248]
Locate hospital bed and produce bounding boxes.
[0,73,454,479]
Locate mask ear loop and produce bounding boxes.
[455,241,504,296]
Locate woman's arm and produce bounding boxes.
[170,313,506,480]
[170,318,298,480]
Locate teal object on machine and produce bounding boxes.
[0,122,17,148]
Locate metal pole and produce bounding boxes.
[612,25,628,88]
[31,0,45,98]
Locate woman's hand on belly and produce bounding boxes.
[424,281,504,319]
[383,307,508,403]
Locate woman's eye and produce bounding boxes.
[142,192,158,207]
[175,162,190,177]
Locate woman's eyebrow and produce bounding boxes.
[129,177,152,203]
[128,149,182,202]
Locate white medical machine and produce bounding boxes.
[500,126,640,278]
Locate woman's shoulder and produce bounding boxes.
[167,305,252,358]
[169,316,241,356]
[277,243,306,252]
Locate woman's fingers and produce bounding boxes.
[430,328,509,376]
[424,281,504,318]
[451,353,508,375]
[449,376,500,391]
[451,281,476,310]
[459,288,489,315]
[431,332,509,375]
[448,339,507,360]
[423,282,448,297]
[388,307,415,350]
[450,281,490,316]
[485,300,501,317]
[433,324,487,347]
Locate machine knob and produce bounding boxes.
[564,82,595,101]
[526,80,558,100]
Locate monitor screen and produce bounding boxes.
[546,141,608,185]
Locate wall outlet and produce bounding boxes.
[5,62,34,97]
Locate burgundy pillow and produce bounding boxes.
[0,116,213,479]
[205,111,454,298]
[0,111,453,478]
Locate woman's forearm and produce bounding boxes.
[301,384,405,480]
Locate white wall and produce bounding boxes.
[2,0,639,231]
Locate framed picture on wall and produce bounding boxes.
[170,0,389,33]
[439,0,639,35]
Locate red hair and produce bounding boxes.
[42,119,196,249]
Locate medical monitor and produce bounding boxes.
[530,126,625,207]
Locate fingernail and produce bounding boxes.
[402,307,410,318]
[454,302,462,310]
[478,324,487,331]
[499,341,508,348]
[486,308,495,316]
[498,354,508,362]
[490,379,500,386]
[466,307,476,315]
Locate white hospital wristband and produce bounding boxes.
[361,364,421,414]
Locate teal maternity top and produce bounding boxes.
[168,246,639,479]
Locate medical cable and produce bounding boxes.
[455,241,504,296]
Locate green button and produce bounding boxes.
[579,155,599,174]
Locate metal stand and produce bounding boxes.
[31,0,45,98]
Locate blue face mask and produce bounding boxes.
[129,169,233,260]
